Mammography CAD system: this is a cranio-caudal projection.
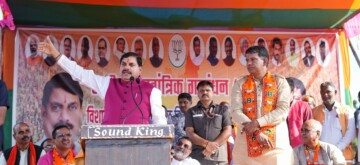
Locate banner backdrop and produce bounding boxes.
[14,28,340,144]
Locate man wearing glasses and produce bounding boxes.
[38,125,77,164]
[293,119,346,165]
[171,137,200,165]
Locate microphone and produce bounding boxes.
[122,76,144,124]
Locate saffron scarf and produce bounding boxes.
[7,142,37,165]
[241,71,278,157]
[52,148,75,165]
[305,143,321,165]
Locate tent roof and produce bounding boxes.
[8,0,360,29]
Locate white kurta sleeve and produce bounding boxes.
[150,88,166,125]
[336,106,355,150]
[57,55,110,99]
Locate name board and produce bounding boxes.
[81,125,174,139]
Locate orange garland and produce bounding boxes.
[52,148,75,165]
[305,143,321,165]
[241,71,277,157]
[7,142,37,165]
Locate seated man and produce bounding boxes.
[38,125,77,164]
[171,137,200,165]
[40,138,55,153]
[0,122,45,165]
[293,119,346,165]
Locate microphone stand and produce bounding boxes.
[135,77,144,124]
[122,76,144,124]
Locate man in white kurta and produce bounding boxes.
[231,46,293,165]
[312,81,355,164]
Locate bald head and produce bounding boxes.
[301,119,322,148]
[303,119,322,134]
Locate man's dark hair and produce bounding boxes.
[271,37,282,48]
[99,38,107,48]
[152,37,159,44]
[245,46,269,66]
[290,39,295,44]
[197,80,213,90]
[304,40,310,46]
[225,37,232,47]
[258,38,265,44]
[286,78,295,92]
[64,37,71,44]
[42,72,83,106]
[193,37,200,47]
[52,124,71,139]
[120,52,142,67]
[287,77,306,96]
[209,37,217,47]
[320,41,325,48]
[82,37,89,49]
[320,81,336,90]
[40,138,53,149]
[116,38,125,45]
[178,93,192,102]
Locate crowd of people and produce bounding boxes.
[0,36,360,165]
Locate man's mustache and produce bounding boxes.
[122,70,131,74]
[22,136,30,141]
[202,94,208,97]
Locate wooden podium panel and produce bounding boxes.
[81,125,174,165]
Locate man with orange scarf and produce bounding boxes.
[293,119,346,165]
[37,125,77,165]
[231,46,293,165]
[0,122,45,165]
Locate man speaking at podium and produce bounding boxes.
[38,36,167,125]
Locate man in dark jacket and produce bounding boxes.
[0,122,45,165]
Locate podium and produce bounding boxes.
[81,124,174,165]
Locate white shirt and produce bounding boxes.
[319,102,355,150]
[239,54,246,66]
[318,56,329,67]
[57,55,167,125]
[288,53,299,67]
[272,57,281,66]
[114,50,125,61]
[171,157,200,165]
[0,148,45,165]
[191,54,204,66]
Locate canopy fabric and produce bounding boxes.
[7,0,360,29]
